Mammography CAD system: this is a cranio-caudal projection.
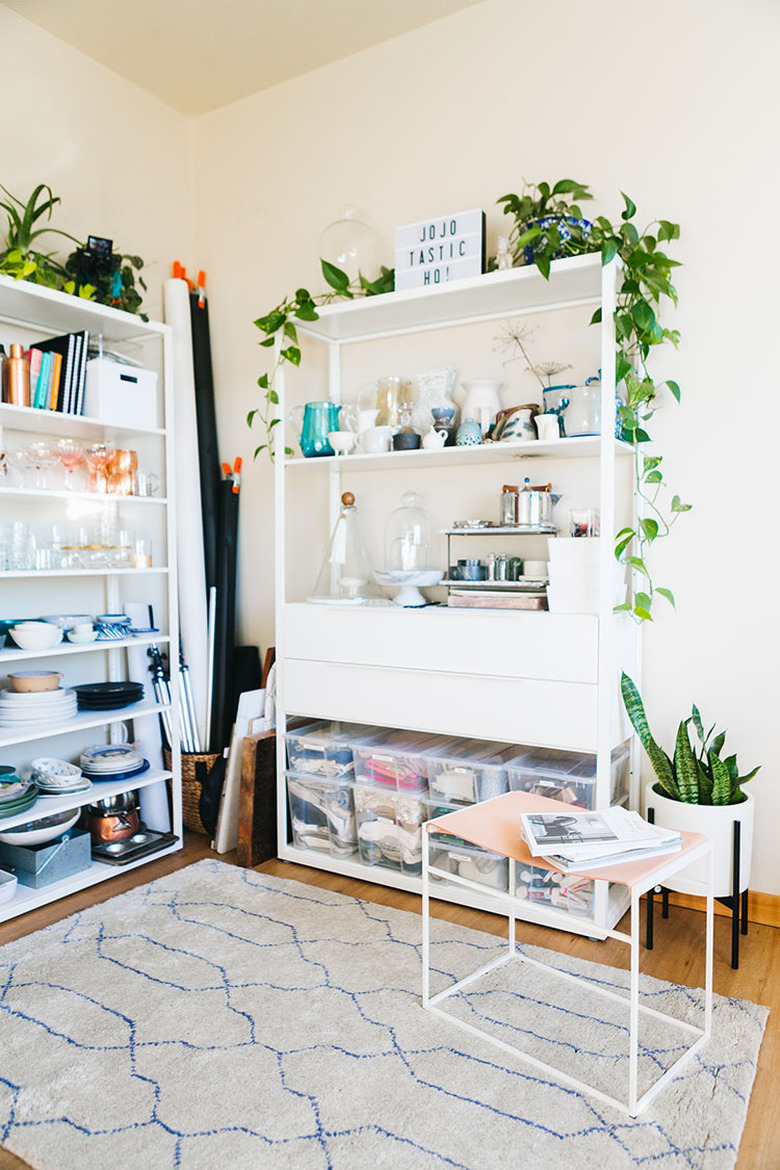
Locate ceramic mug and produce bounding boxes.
[359,425,392,454]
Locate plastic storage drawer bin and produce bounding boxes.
[286,771,357,858]
[427,739,520,804]
[286,721,383,779]
[353,731,457,793]
[514,865,595,917]
[428,841,509,893]
[353,785,435,874]
[506,744,630,810]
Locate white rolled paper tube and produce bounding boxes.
[163,277,209,749]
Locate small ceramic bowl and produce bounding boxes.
[328,431,357,455]
[8,671,62,693]
[96,614,131,626]
[30,758,82,783]
[9,623,63,651]
[67,629,98,644]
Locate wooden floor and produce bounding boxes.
[1,833,777,1170]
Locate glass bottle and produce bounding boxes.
[2,344,30,406]
[496,236,513,270]
[309,492,384,604]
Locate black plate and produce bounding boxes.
[74,683,144,698]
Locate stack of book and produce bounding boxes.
[24,329,89,415]
[519,805,682,873]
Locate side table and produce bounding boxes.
[421,791,713,1118]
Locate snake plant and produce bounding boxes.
[621,673,759,806]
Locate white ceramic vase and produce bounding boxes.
[643,782,754,898]
[459,380,502,437]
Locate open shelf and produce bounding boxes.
[0,633,170,664]
[0,699,172,749]
[297,254,604,343]
[0,273,168,345]
[0,485,167,505]
[285,434,633,471]
[0,768,172,830]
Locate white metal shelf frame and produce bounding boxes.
[0,276,183,921]
[272,255,641,935]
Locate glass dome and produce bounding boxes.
[319,206,381,286]
[384,492,430,572]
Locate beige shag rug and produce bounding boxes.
[0,860,768,1169]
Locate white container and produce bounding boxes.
[547,538,625,614]
[83,359,159,429]
[644,783,754,897]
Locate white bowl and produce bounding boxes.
[0,870,18,905]
[0,808,80,847]
[9,623,63,651]
[67,630,98,644]
[30,758,82,783]
[328,430,357,455]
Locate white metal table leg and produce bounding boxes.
[629,888,640,1116]
[422,831,430,1007]
[705,844,713,1036]
[507,858,516,956]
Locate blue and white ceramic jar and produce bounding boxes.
[455,417,482,446]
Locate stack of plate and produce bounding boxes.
[0,688,78,730]
[0,807,81,846]
[80,744,150,782]
[73,682,144,711]
[30,757,92,798]
[0,776,38,820]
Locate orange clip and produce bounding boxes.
[196,269,206,309]
[221,461,232,478]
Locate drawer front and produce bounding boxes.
[281,658,600,752]
[282,603,598,684]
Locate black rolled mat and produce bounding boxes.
[189,289,221,592]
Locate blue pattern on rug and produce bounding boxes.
[0,860,767,1169]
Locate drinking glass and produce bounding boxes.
[83,442,115,493]
[57,439,86,491]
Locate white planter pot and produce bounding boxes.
[643,782,754,898]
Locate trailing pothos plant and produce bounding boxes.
[497,179,691,622]
[250,259,394,459]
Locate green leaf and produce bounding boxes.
[253,444,267,459]
[645,470,663,484]
[257,373,269,389]
[267,389,279,405]
[283,321,298,343]
[665,379,681,402]
[621,192,637,221]
[656,587,676,607]
[671,495,692,513]
[321,258,350,292]
[634,591,652,610]
[614,530,634,558]
[281,345,301,366]
[639,518,659,542]
[626,555,649,577]
[602,238,619,266]
[633,604,653,621]
[631,299,656,332]
[247,409,258,426]
[674,720,699,801]
[621,673,678,796]
[259,335,275,347]
[590,308,602,325]
[294,301,319,322]
[255,309,285,334]
[710,750,732,805]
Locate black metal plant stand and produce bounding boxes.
[645,808,748,970]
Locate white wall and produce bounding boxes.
[193,0,780,894]
[0,7,193,320]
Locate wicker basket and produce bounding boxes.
[164,747,220,833]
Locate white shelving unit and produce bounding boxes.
[0,274,181,922]
[272,253,641,939]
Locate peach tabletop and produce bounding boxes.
[426,790,708,889]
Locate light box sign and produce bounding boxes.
[394,208,486,291]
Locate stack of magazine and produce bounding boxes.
[520,806,683,873]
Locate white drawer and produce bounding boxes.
[280,658,601,752]
[282,603,598,685]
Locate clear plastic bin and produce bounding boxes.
[286,721,383,779]
[506,744,630,810]
[514,865,595,917]
[428,840,509,893]
[353,785,431,874]
[352,731,457,793]
[286,771,357,858]
[427,739,520,804]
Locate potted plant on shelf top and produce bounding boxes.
[620,672,760,898]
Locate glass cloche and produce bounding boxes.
[375,492,444,606]
[319,206,381,286]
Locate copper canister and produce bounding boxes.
[2,344,30,406]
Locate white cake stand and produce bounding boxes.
[374,569,445,607]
